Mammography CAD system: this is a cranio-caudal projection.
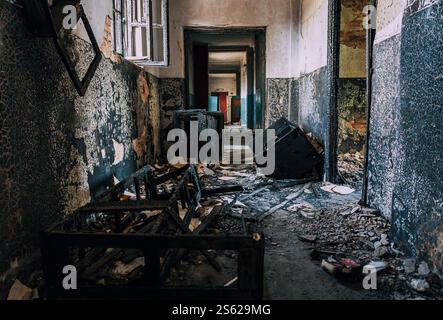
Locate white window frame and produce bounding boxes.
[113,0,169,67]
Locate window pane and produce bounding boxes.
[152,27,164,61]
[152,0,163,25]
[113,0,124,54]
[141,26,148,57]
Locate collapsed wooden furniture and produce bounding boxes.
[40,165,264,300]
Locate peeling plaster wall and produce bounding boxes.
[368,0,443,275]
[148,0,294,79]
[289,0,329,142]
[0,2,161,276]
[277,0,330,141]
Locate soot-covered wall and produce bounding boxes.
[368,0,443,275]
[0,2,161,277]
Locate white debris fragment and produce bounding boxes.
[365,261,388,272]
[320,184,355,195]
[402,259,416,275]
[332,186,356,195]
[417,262,430,276]
[410,279,430,292]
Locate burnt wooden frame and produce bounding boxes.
[40,232,264,300]
[40,165,260,300]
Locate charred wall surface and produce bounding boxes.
[297,67,329,145]
[158,78,185,160]
[266,78,292,126]
[337,79,366,153]
[368,0,443,275]
[0,2,160,276]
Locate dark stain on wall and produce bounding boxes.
[0,2,160,276]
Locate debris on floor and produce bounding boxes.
[7,162,442,301]
[7,280,35,300]
[338,152,364,186]
[286,202,443,300]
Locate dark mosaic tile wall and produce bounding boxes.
[158,78,185,160]
[297,67,329,145]
[393,1,443,273]
[367,35,401,222]
[266,78,292,127]
[0,2,160,275]
[369,0,443,274]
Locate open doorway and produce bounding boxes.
[336,0,371,187]
[327,0,371,187]
[209,51,244,126]
[184,28,266,129]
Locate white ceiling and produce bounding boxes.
[208,51,246,66]
[209,73,237,79]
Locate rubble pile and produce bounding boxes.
[289,204,443,300]
[6,162,442,300]
[338,152,364,186]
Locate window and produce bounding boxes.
[113,0,169,67]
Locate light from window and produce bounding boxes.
[113,0,169,67]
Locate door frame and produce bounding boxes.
[183,27,266,129]
[325,0,342,183]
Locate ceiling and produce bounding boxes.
[208,51,246,67]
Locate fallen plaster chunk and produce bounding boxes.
[410,279,430,292]
[418,262,431,276]
[112,139,124,165]
[402,259,416,275]
[320,184,355,195]
[331,185,355,195]
[113,257,145,277]
[365,261,388,272]
[7,280,33,300]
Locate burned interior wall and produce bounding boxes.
[158,78,185,160]
[266,78,292,126]
[0,2,161,277]
[338,0,368,154]
[368,0,443,275]
[290,0,329,144]
[297,67,329,145]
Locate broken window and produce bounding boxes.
[113,0,169,67]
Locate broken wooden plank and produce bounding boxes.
[202,185,244,197]
[257,186,305,221]
[95,165,153,202]
[80,200,169,213]
[153,164,190,185]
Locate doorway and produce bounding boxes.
[184,27,266,129]
[327,0,372,188]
